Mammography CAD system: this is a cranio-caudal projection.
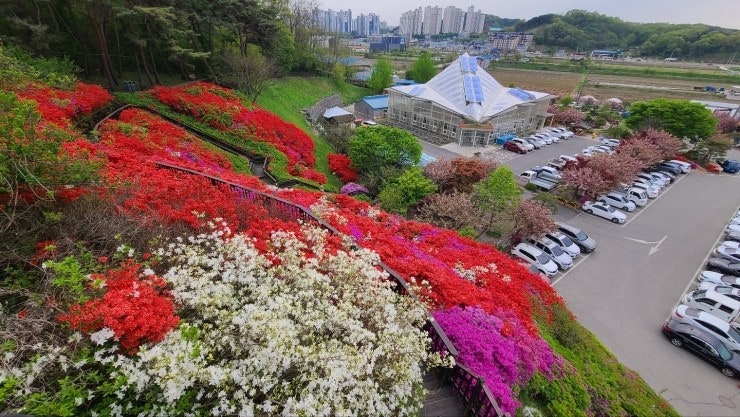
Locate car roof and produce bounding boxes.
[679,304,732,330]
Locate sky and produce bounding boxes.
[317,0,740,30]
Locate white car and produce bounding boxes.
[526,136,547,148]
[720,241,740,250]
[716,245,740,263]
[698,270,740,288]
[582,201,627,223]
[532,133,554,145]
[523,136,544,149]
[511,243,559,277]
[599,137,621,148]
[536,132,560,143]
[534,165,561,176]
[549,127,574,139]
[528,238,573,270]
[597,192,636,212]
[697,283,740,302]
[543,231,581,258]
[729,216,740,225]
[632,180,660,197]
[636,173,666,188]
[670,304,740,352]
[669,159,692,173]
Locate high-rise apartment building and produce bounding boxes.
[441,6,465,34]
[399,7,424,36]
[422,6,443,36]
[355,13,381,37]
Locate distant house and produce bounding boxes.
[355,95,389,120]
[488,32,534,53]
[387,53,554,147]
[691,100,740,119]
[591,50,623,59]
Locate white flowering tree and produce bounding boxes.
[90,224,441,416]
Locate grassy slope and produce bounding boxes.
[256,77,370,191]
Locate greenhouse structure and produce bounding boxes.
[386,53,554,146]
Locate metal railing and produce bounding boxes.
[153,162,507,416]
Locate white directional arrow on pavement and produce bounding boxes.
[624,235,668,255]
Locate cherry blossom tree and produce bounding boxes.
[560,165,611,199]
[511,199,557,242]
[616,136,663,167]
[715,112,739,134]
[413,192,482,231]
[423,156,497,193]
[632,129,683,160]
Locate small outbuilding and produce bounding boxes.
[354,95,389,121]
[323,107,354,124]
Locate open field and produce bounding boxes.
[489,67,735,103]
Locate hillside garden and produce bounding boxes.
[0,49,681,417]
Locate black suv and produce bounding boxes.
[662,320,740,377]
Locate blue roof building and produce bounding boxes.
[355,95,389,121]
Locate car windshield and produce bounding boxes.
[605,205,615,213]
[535,252,551,264]
[728,325,740,343]
[559,235,574,246]
[550,245,564,256]
[575,231,588,241]
[716,341,733,361]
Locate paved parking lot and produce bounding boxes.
[422,136,740,415]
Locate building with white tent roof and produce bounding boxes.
[387,53,554,146]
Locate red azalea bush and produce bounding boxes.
[151,83,323,184]
[17,82,112,127]
[328,153,359,183]
[58,262,179,352]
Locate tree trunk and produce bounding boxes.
[139,48,155,87]
[87,4,117,87]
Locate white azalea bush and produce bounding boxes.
[94,223,441,416]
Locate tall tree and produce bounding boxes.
[378,167,437,215]
[347,125,421,174]
[367,56,393,93]
[472,166,521,236]
[409,51,437,83]
[626,99,717,143]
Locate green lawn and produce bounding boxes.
[256,77,371,191]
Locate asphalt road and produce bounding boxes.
[526,157,740,415]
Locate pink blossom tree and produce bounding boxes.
[560,165,611,199]
[512,199,557,241]
[616,136,663,167]
[715,113,739,134]
[632,129,683,160]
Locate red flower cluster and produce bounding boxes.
[151,83,324,184]
[328,153,359,183]
[58,263,179,352]
[17,82,112,127]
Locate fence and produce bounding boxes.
[154,161,509,417]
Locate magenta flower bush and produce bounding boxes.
[340,182,369,195]
[433,306,563,414]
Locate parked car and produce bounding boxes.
[670,304,740,352]
[526,136,547,148]
[559,154,579,163]
[622,187,648,207]
[597,192,637,212]
[556,221,597,253]
[534,132,559,144]
[511,137,534,151]
[669,159,692,173]
[582,201,627,223]
[522,137,543,149]
[528,238,573,270]
[727,228,740,243]
[517,260,551,284]
[682,288,740,322]
[632,180,660,198]
[549,127,574,139]
[510,243,559,277]
[647,170,675,184]
[546,158,566,170]
[697,283,740,303]
[503,140,528,154]
[662,320,740,377]
[716,245,740,263]
[655,162,683,175]
[636,173,667,188]
[707,257,740,276]
[722,160,740,174]
[698,270,740,288]
[534,165,561,177]
[599,137,621,148]
[721,241,740,250]
[594,145,614,154]
[543,231,581,258]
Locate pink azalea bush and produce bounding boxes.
[434,306,563,414]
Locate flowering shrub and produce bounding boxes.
[151,82,324,183]
[340,182,369,195]
[434,307,562,414]
[328,153,359,183]
[93,224,439,415]
[58,262,179,352]
[17,82,112,127]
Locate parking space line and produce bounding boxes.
[618,173,689,228]
[551,252,591,286]
[671,204,740,317]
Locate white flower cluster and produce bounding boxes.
[453,262,498,286]
[98,223,437,416]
